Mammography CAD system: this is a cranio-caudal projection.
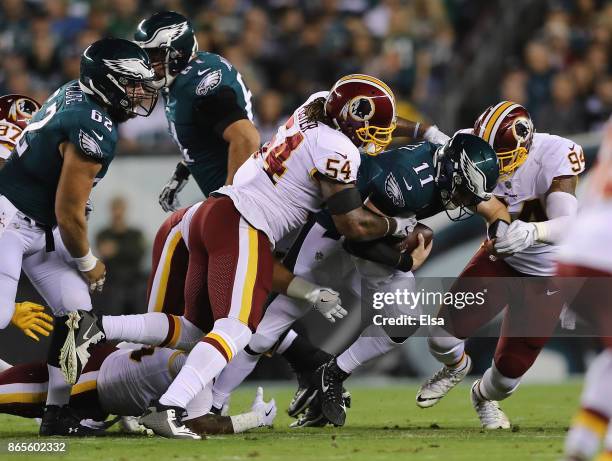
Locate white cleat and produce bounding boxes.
[139,402,201,439]
[470,380,511,430]
[416,354,472,408]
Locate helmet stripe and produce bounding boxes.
[482,101,516,143]
[478,101,512,138]
[334,74,396,113]
[487,103,520,147]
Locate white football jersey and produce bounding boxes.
[97,347,212,420]
[0,120,21,159]
[491,132,585,275]
[216,91,361,246]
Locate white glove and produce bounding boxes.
[159,176,188,212]
[251,386,276,427]
[494,220,537,254]
[287,277,347,323]
[423,125,450,145]
[391,215,417,238]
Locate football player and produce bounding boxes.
[59,74,428,438]
[133,11,260,211]
[0,344,276,436]
[0,38,157,435]
[560,119,612,461]
[210,133,508,427]
[417,101,585,429]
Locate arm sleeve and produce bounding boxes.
[533,191,578,244]
[193,86,248,137]
[343,239,413,272]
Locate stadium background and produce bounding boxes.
[0,0,609,383]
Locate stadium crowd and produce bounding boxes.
[0,0,609,154]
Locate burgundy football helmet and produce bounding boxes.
[0,94,41,155]
[473,101,534,178]
[324,74,396,155]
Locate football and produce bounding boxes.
[395,223,434,253]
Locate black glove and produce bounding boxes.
[159,162,191,212]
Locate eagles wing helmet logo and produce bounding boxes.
[138,21,189,47]
[196,69,222,96]
[385,173,405,207]
[102,58,154,80]
[79,129,103,159]
[460,149,491,200]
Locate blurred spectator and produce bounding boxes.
[537,72,586,135]
[255,89,286,144]
[524,40,553,120]
[96,197,147,315]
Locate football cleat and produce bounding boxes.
[287,384,318,418]
[119,416,154,436]
[290,389,351,428]
[470,380,511,429]
[416,354,472,408]
[39,405,105,437]
[312,358,350,427]
[139,401,201,439]
[60,310,105,385]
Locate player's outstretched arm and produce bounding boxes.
[56,141,106,292]
[320,177,413,242]
[394,116,450,145]
[185,387,276,435]
[223,119,260,185]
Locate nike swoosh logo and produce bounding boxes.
[197,68,211,76]
[82,323,95,341]
[546,290,559,296]
[265,408,273,416]
[402,177,413,191]
[92,130,103,141]
[335,152,348,159]
[320,297,335,303]
[321,369,329,393]
[416,395,438,402]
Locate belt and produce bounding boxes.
[19,214,55,252]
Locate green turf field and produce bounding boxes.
[0,381,582,461]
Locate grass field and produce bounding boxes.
[0,381,582,461]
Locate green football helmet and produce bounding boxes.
[79,38,158,119]
[434,133,500,221]
[134,11,198,88]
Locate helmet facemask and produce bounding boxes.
[141,39,197,89]
[496,117,533,179]
[355,120,397,155]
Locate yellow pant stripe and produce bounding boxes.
[239,225,258,325]
[595,451,612,461]
[168,315,182,348]
[0,392,46,404]
[206,332,233,361]
[154,231,183,312]
[71,380,96,396]
[573,409,609,437]
[483,101,514,143]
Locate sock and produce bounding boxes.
[0,358,12,372]
[276,329,298,355]
[565,408,608,460]
[478,361,521,401]
[427,329,465,367]
[45,365,70,407]
[336,334,398,374]
[212,349,261,409]
[160,318,251,409]
[102,314,203,350]
[282,333,331,373]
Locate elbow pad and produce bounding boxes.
[326,187,363,215]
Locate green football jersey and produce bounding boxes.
[316,142,444,233]
[164,51,253,196]
[0,80,118,225]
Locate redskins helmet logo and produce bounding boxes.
[347,96,375,122]
[512,117,532,143]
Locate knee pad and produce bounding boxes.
[248,332,279,355]
[206,317,252,361]
[480,361,521,401]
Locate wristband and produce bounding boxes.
[412,122,421,139]
[397,252,414,272]
[286,276,318,302]
[174,162,191,181]
[74,249,98,272]
[230,411,261,433]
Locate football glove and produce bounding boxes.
[159,162,191,213]
[423,125,450,145]
[494,219,537,255]
[251,386,277,427]
[11,302,54,341]
[287,277,347,323]
[391,215,417,238]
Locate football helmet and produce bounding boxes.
[473,101,534,178]
[324,74,396,155]
[134,11,198,88]
[434,133,500,221]
[0,94,40,156]
[79,38,158,118]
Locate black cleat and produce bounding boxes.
[139,401,201,439]
[287,371,319,418]
[60,310,105,385]
[313,358,350,427]
[39,405,105,436]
